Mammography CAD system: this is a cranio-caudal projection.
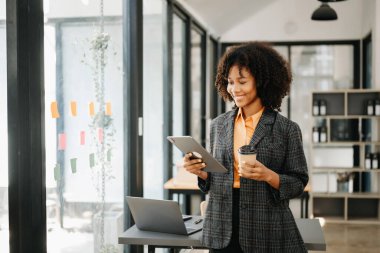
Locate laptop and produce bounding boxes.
[126,196,203,235]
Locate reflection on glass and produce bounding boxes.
[0,16,8,253]
[190,28,202,143]
[44,1,124,252]
[290,45,353,163]
[172,14,186,176]
[143,0,164,199]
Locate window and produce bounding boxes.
[172,13,186,177]
[290,44,354,163]
[190,27,204,144]
[44,1,124,252]
[143,0,165,199]
[0,5,8,251]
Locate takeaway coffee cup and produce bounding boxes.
[238,145,257,172]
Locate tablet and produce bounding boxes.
[167,136,228,173]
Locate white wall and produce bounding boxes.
[221,0,363,42]
[361,0,375,37]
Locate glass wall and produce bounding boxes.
[143,0,164,199]
[0,0,8,250]
[172,13,186,178]
[44,1,124,252]
[272,45,289,118]
[290,45,354,155]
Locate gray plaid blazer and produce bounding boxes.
[198,108,309,253]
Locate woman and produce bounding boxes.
[183,42,309,253]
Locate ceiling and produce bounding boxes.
[182,0,278,35]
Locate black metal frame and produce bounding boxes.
[124,0,144,252]
[209,36,219,120]
[7,0,46,253]
[163,0,174,199]
[362,33,372,88]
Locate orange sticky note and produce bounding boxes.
[105,102,112,116]
[58,133,66,150]
[51,101,60,118]
[89,102,95,116]
[70,101,77,116]
[98,128,104,144]
[80,131,85,145]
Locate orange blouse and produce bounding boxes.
[233,107,264,188]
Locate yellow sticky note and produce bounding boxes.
[89,102,95,116]
[51,101,60,118]
[105,102,112,116]
[70,101,77,116]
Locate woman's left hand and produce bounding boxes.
[239,160,280,189]
[238,160,271,181]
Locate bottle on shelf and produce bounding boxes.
[313,100,319,116]
[320,126,327,142]
[375,99,380,116]
[312,127,319,143]
[367,100,374,115]
[319,100,327,116]
[365,153,371,170]
[372,153,378,169]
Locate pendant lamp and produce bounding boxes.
[311,0,347,21]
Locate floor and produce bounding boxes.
[309,223,380,253]
[180,222,380,253]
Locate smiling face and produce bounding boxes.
[227,65,263,117]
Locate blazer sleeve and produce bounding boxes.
[270,122,309,203]
[198,118,217,193]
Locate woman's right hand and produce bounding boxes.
[183,153,208,180]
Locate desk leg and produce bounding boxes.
[300,195,305,218]
[148,245,155,253]
[185,194,191,215]
[305,192,309,218]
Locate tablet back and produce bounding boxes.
[167,136,227,173]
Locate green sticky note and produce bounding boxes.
[89,153,95,168]
[54,164,61,181]
[107,149,112,162]
[70,158,77,173]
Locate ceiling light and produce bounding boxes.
[311,0,347,21]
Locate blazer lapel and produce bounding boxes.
[249,108,276,147]
[224,108,238,167]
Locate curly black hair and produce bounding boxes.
[215,42,292,111]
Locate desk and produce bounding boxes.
[164,178,205,214]
[165,179,310,218]
[119,217,326,252]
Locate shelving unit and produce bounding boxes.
[310,89,380,224]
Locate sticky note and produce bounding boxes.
[80,131,86,145]
[105,102,112,116]
[54,164,61,181]
[70,158,77,173]
[107,149,112,162]
[58,133,66,150]
[51,101,60,118]
[98,128,104,144]
[70,101,77,116]
[89,153,95,168]
[89,102,95,116]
